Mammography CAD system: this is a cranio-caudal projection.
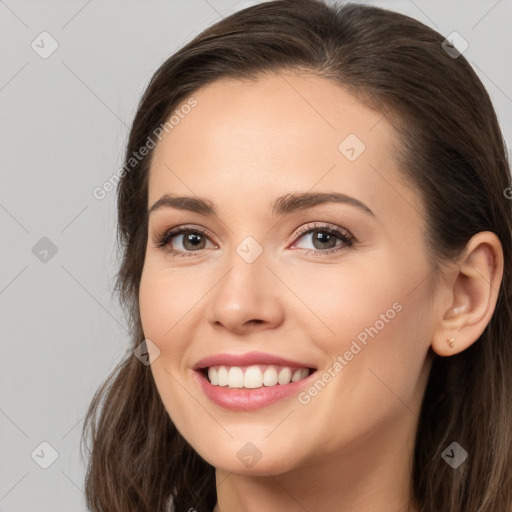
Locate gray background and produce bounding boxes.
[1,0,511,510]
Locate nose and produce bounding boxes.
[206,249,285,335]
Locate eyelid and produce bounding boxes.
[154,223,216,247]
[289,221,352,244]
[288,222,355,254]
[155,221,355,256]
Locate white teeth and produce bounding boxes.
[244,365,263,388]
[217,366,229,386]
[206,365,311,389]
[209,367,219,385]
[263,366,278,386]
[291,368,303,382]
[228,367,244,388]
[277,367,292,385]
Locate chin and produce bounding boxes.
[197,443,302,477]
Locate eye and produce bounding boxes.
[290,222,355,255]
[155,221,355,259]
[155,224,216,257]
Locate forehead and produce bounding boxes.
[148,72,424,228]
[153,72,390,167]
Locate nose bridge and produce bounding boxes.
[207,236,284,331]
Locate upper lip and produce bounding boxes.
[193,351,316,370]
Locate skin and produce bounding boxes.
[138,72,503,512]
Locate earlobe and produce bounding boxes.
[431,231,504,357]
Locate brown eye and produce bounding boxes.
[291,223,354,254]
[156,225,215,255]
[309,230,338,250]
[180,232,207,251]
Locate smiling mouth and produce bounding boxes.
[199,364,317,389]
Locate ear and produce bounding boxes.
[431,231,504,357]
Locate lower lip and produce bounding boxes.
[193,369,317,411]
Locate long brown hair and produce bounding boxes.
[81,1,512,510]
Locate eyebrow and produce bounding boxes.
[147,191,375,218]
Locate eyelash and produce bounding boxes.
[155,222,355,259]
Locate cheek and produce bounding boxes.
[292,255,432,399]
[285,259,403,343]
[138,265,200,428]
[138,264,194,405]
[292,272,431,457]
[139,271,170,341]
[139,262,203,343]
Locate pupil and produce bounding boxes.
[185,233,204,250]
[314,231,335,249]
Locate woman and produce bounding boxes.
[81,1,512,511]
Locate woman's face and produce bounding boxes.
[139,72,441,476]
